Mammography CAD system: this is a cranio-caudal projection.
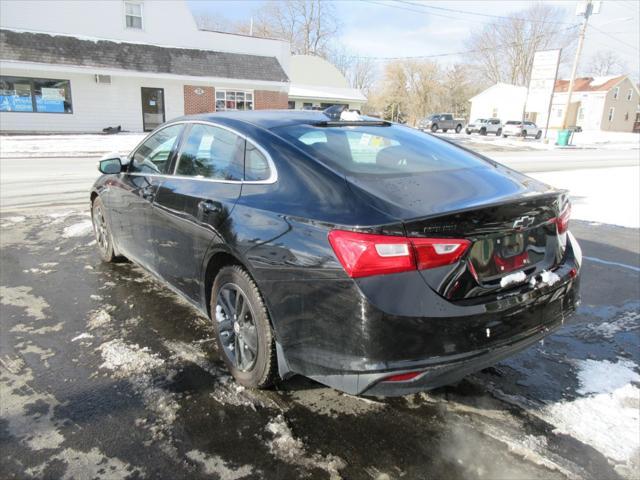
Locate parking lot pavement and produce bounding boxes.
[1,210,638,480]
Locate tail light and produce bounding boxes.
[328,230,470,278]
[381,371,424,382]
[555,204,571,234]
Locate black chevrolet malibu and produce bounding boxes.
[90,110,581,396]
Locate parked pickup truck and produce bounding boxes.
[418,114,465,133]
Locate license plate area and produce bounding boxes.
[469,226,553,281]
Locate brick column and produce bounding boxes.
[184,85,215,114]
[254,90,289,110]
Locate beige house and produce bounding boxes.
[287,55,366,111]
[549,75,640,132]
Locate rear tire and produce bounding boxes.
[502,134,508,138]
[211,265,277,389]
[455,124,462,133]
[522,130,527,138]
[431,124,438,133]
[92,197,117,263]
[480,128,487,136]
[535,131,542,140]
[496,128,502,136]
[466,129,471,135]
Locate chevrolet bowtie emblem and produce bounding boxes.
[513,216,535,230]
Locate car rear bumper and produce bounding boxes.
[264,232,581,396]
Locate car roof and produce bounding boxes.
[171,110,333,130]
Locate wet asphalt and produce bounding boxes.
[0,211,638,480]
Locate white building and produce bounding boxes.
[0,0,290,133]
[287,55,366,111]
[468,83,528,123]
[468,76,640,132]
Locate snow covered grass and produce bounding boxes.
[0,133,145,158]
[530,166,640,228]
[542,358,640,477]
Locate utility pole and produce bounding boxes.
[561,0,600,129]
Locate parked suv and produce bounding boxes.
[503,121,542,139]
[466,118,502,136]
[419,114,465,133]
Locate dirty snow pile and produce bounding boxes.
[98,339,165,377]
[62,220,93,238]
[542,358,640,478]
[266,415,346,479]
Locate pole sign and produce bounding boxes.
[525,49,561,136]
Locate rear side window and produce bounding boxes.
[244,142,271,181]
[175,124,244,181]
[131,124,183,174]
[506,121,521,125]
[273,123,491,176]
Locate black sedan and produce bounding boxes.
[90,110,581,396]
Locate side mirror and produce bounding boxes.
[98,156,124,174]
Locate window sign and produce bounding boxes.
[0,76,72,113]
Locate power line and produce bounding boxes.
[363,0,482,23]
[348,24,579,61]
[589,23,640,51]
[394,0,578,26]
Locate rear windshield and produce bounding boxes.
[506,121,522,125]
[272,123,491,176]
[473,119,486,123]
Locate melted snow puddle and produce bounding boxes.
[542,358,640,478]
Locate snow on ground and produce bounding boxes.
[437,130,639,151]
[0,133,145,158]
[62,220,93,238]
[530,166,640,228]
[542,358,640,476]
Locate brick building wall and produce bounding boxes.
[184,85,215,114]
[254,90,288,110]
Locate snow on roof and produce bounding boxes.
[288,84,367,102]
[589,75,620,87]
[554,75,627,93]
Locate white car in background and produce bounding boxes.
[503,121,542,139]
[465,118,502,136]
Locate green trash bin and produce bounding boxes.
[556,129,571,146]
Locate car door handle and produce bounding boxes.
[140,186,155,200]
[198,200,222,214]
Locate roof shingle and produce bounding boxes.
[554,75,626,93]
[0,29,289,83]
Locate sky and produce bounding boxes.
[187,0,640,81]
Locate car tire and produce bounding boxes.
[496,128,502,136]
[466,129,471,135]
[455,124,462,133]
[443,129,448,133]
[211,265,277,389]
[480,128,487,136]
[522,130,527,138]
[535,131,542,140]
[431,124,438,133]
[502,134,507,138]
[92,196,118,263]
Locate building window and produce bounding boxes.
[287,101,295,109]
[624,112,629,121]
[302,102,313,110]
[125,1,143,29]
[0,76,72,113]
[627,89,633,101]
[608,107,614,122]
[613,87,619,99]
[577,107,584,121]
[215,90,253,111]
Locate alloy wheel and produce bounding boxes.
[215,283,259,371]
[93,205,110,256]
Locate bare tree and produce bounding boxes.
[327,46,378,94]
[235,0,340,57]
[587,50,625,76]
[192,11,233,32]
[465,3,575,86]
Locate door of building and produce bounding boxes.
[141,87,165,132]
